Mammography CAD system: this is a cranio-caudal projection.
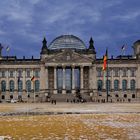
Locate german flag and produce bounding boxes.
[102,49,108,71]
[31,76,35,82]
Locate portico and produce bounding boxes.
[46,64,90,95]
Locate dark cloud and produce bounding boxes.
[0,0,139,58]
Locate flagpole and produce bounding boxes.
[33,81,35,103]
[106,48,109,102]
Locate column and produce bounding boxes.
[80,66,84,89]
[62,66,66,94]
[72,66,75,94]
[22,69,26,100]
[14,69,18,99]
[128,69,130,90]
[22,69,26,91]
[6,69,10,100]
[46,67,48,89]
[54,66,57,94]
[6,69,9,90]
[31,69,34,91]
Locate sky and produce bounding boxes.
[0,0,140,58]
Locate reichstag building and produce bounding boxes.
[0,35,140,102]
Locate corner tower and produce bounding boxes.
[133,40,140,59]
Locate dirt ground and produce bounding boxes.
[0,103,139,140]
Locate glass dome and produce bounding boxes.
[48,35,86,50]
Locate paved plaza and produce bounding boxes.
[0,102,139,114]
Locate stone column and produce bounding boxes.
[6,69,9,90]
[80,66,84,89]
[72,66,75,94]
[5,69,10,100]
[46,67,48,89]
[22,69,26,91]
[62,66,66,94]
[119,69,122,92]
[31,69,34,91]
[14,69,18,100]
[128,69,130,90]
[22,69,26,100]
[40,65,46,91]
[54,66,57,94]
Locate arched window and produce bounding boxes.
[130,79,135,91]
[9,80,14,92]
[18,80,23,92]
[106,80,111,91]
[122,79,127,91]
[1,80,6,92]
[26,80,31,92]
[97,80,103,91]
[35,80,40,92]
[114,80,119,91]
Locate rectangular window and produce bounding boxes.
[17,69,22,77]
[114,69,119,77]
[26,70,31,78]
[34,70,40,78]
[97,69,102,77]
[107,69,111,77]
[9,71,14,78]
[2,71,5,78]
[131,69,135,77]
[122,69,127,77]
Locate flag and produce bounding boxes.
[31,76,35,82]
[6,46,10,52]
[102,49,108,71]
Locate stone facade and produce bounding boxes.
[0,35,140,103]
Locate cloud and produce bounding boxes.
[111,10,140,21]
[0,0,140,58]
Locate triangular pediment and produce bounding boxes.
[45,50,93,64]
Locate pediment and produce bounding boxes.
[45,50,93,64]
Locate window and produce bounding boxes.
[97,80,103,91]
[2,95,5,99]
[107,69,111,77]
[1,80,6,92]
[9,80,14,92]
[122,69,127,77]
[9,71,14,78]
[106,80,111,91]
[35,80,40,92]
[57,68,63,91]
[122,79,127,91]
[124,94,127,98]
[18,80,23,92]
[114,80,119,91]
[17,69,22,77]
[2,71,5,78]
[114,69,119,77]
[26,80,31,92]
[132,94,135,98]
[97,69,102,77]
[34,70,40,78]
[74,68,80,89]
[130,79,135,91]
[26,70,31,78]
[130,69,135,77]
